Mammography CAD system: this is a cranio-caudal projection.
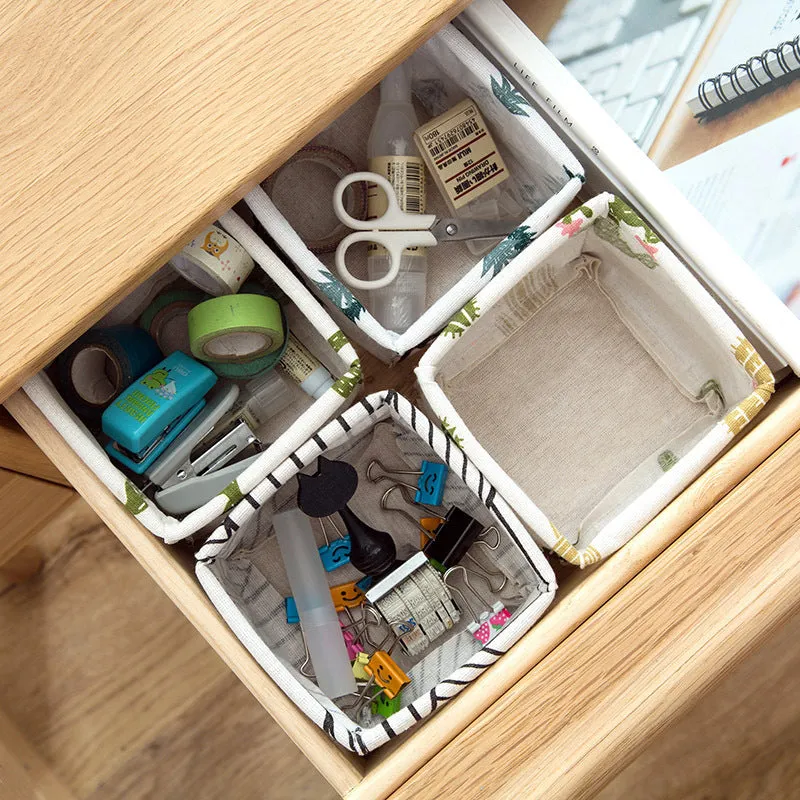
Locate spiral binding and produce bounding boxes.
[697,34,800,112]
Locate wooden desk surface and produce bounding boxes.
[0,0,466,404]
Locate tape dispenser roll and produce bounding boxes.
[57,325,162,422]
[188,294,285,364]
[140,289,207,356]
[170,225,255,295]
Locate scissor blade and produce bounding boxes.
[430,215,528,242]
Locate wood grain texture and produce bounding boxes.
[648,0,800,169]
[598,610,800,800]
[389,429,800,800]
[0,705,75,800]
[0,410,69,486]
[0,468,73,566]
[347,380,800,800]
[0,0,468,403]
[0,496,337,800]
[2,390,364,797]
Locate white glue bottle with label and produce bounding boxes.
[367,64,427,333]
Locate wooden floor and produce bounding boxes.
[1,494,798,799]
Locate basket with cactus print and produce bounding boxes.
[22,213,364,544]
[416,193,775,566]
[242,23,584,363]
[195,391,556,754]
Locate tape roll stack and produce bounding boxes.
[57,326,162,422]
[140,289,207,356]
[188,294,286,376]
[170,225,255,295]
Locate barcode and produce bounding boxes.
[428,117,482,158]
[404,162,423,213]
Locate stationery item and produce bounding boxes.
[341,622,365,661]
[352,652,370,680]
[687,0,800,117]
[170,224,255,295]
[139,289,206,356]
[188,294,284,363]
[423,507,485,573]
[365,458,448,505]
[264,145,368,255]
[364,650,410,700]
[285,596,299,624]
[330,581,366,612]
[333,171,524,289]
[273,508,357,698]
[146,383,262,514]
[102,352,217,474]
[371,687,403,718]
[414,98,509,211]
[365,551,459,657]
[296,456,398,578]
[57,325,162,422]
[275,332,334,399]
[365,64,428,333]
[667,110,800,310]
[378,483,445,549]
[316,516,352,572]
[443,565,511,645]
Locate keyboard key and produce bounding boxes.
[627,59,679,104]
[649,17,701,65]
[679,0,711,13]
[601,97,627,119]
[603,32,662,100]
[567,43,631,79]
[585,65,620,95]
[616,98,659,141]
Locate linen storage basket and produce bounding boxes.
[22,212,363,544]
[194,390,556,753]
[416,193,775,566]
[243,23,584,363]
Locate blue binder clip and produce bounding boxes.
[285,596,299,624]
[366,459,448,506]
[316,516,351,572]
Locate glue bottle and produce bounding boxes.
[367,64,427,333]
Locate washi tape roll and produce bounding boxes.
[57,325,162,422]
[170,225,254,295]
[188,294,284,364]
[264,145,368,255]
[139,289,207,357]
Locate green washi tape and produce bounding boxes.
[188,294,284,364]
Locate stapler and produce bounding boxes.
[149,383,263,514]
[103,352,217,474]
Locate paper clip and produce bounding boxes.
[317,516,351,572]
[443,565,512,645]
[366,458,448,506]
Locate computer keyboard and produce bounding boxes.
[547,0,723,148]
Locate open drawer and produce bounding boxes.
[5,0,800,797]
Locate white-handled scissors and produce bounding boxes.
[333,171,524,290]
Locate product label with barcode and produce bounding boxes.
[367,155,426,257]
[414,99,508,210]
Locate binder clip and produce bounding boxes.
[147,383,263,514]
[366,459,448,506]
[330,580,366,612]
[316,516,351,572]
[340,621,364,660]
[351,652,370,681]
[365,551,460,657]
[285,596,299,624]
[371,687,402,718]
[364,627,412,700]
[443,565,512,645]
[379,483,445,549]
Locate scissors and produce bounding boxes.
[333,171,525,290]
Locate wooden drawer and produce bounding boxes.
[7,377,800,798]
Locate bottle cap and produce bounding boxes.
[380,64,412,104]
[302,367,334,399]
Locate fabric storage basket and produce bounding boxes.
[194,390,556,753]
[22,211,363,544]
[243,23,584,363]
[416,193,775,567]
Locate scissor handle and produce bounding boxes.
[333,171,436,231]
[335,230,436,290]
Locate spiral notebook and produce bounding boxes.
[687,0,800,117]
